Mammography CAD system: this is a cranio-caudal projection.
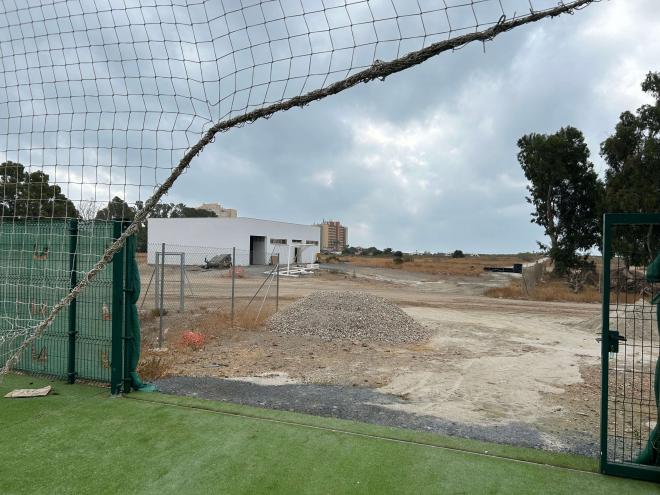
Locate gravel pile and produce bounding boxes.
[267,290,430,344]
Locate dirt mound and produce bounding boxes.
[267,290,430,344]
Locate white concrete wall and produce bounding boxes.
[147,217,320,266]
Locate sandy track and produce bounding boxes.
[141,263,603,453]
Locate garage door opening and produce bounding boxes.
[249,236,266,265]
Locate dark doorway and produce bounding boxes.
[249,236,266,265]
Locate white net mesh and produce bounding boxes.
[0,0,596,375]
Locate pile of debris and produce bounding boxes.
[267,290,430,344]
[611,267,652,294]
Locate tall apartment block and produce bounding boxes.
[317,220,348,251]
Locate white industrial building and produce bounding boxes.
[147,217,321,266]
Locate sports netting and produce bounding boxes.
[0,0,596,375]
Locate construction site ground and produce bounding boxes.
[139,260,602,455]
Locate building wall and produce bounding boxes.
[148,217,320,266]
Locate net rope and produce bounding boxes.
[0,0,596,375]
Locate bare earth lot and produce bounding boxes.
[140,259,602,455]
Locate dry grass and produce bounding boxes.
[486,277,604,303]
[340,255,535,277]
[191,305,275,336]
[136,305,276,379]
[137,351,173,381]
[139,305,275,349]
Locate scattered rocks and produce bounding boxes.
[267,290,431,344]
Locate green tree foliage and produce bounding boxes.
[517,127,604,274]
[134,201,217,251]
[0,161,78,219]
[362,246,383,256]
[95,196,135,221]
[601,71,660,265]
[451,250,465,259]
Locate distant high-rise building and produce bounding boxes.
[198,202,237,218]
[317,220,348,251]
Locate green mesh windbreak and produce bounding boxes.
[0,219,115,381]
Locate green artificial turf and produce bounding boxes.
[1,374,658,495]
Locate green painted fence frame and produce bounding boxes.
[601,213,660,482]
[0,219,134,394]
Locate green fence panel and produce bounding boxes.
[601,213,660,483]
[74,221,116,382]
[0,219,127,386]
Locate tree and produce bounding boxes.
[95,196,135,221]
[169,203,217,219]
[363,246,383,256]
[451,250,465,259]
[133,201,217,251]
[601,71,660,265]
[78,199,100,220]
[517,126,604,275]
[0,161,78,219]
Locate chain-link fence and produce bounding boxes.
[521,258,551,295]
[139,243,284,347]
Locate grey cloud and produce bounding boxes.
[171,0,658,252]
[2,1,657,253]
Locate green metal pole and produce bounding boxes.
[111,221,125,395]
[599,214,612,473]
[67,219,79,384]
[123,224,134,394]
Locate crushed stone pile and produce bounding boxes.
[267,290,431,344]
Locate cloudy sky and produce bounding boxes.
[2,1,657,253]
[163,0,658,253]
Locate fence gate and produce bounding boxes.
[601,213,660,481]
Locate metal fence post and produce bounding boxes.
[180,252,185,312]
[111,221,125,395]
[231,247,236,327]
[154,251,160,310]
[599,215,612,474]
[123,228,134,394]
[67,218,78,384]
[159,242,165,348]
[276,253,280,312]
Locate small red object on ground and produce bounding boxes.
[180,331,206,350]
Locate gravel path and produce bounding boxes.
[155,376,598,457]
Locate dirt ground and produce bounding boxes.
[139,260,605,453]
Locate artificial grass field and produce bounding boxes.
[1,374,658,495]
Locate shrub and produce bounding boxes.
[451,250,465,258]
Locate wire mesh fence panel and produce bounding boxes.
[0,219,119,381]
[139,242,280,347]
[601,215,660,482]
[521,258,549,294]
[74,220,116,381]
[0,220,70,377]
[0,1,598,373]
[143,243,234,312]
